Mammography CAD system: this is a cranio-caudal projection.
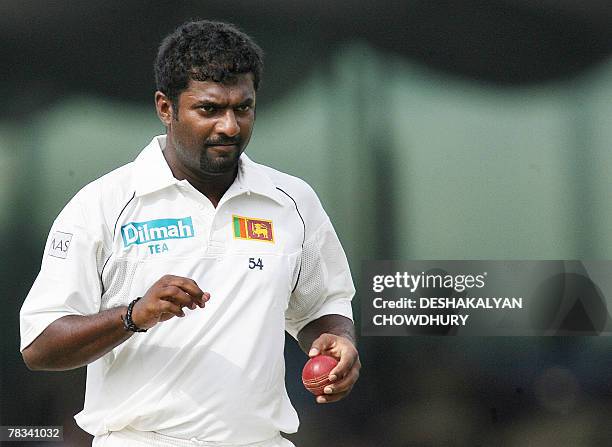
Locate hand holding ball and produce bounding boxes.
[302,355,338,396]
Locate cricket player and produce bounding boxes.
[20,20,360,447]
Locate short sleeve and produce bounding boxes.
[19,193,104,352]
[285,217,355,339]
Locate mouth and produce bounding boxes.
[207,143,238,149]
[207,143,239,152]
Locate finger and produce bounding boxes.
[162,289,210,310]
[329,349,358,382]
[159,285,197,309]
[323,367,359,394]
[159,300,185,318]
[172,278,204,300]
[159,276,206,306]
[177,284,208,308]
[308,333,337,357]
[316,389,351,404]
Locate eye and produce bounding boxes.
[235,104,252,112]
[199,104,215,112]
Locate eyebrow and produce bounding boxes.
[193,97,255,107]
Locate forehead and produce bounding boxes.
[180,73,255,103]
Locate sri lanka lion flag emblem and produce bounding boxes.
[232,215,274,242]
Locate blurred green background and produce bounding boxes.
[3,1,612,446]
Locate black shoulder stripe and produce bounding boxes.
[101,191,136,291]
[276,187,306,293]
[275,187,305,246]
[113,191,136,239]
[100,252,113,282]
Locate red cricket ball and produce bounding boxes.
[302,355,338,396]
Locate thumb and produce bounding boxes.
[308,333,336,357]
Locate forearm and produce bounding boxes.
[297,314,356,354]
[22,306,132,371]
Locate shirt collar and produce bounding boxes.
[133,135,178,197]
[134,135,284,205]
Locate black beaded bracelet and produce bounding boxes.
[121,297,147,332]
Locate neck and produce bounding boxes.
[163,145,237,208]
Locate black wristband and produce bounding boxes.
[121,297,148,333]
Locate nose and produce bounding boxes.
[216,109,240,138]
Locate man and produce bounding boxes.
[20,20,359,447]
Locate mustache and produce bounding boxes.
[205,136,241,146]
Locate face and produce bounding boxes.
[156,73,256,177]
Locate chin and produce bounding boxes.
[200,154,240,174]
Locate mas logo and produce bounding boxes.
[233,215,274,242]
[121,217,194,247]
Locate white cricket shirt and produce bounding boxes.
[20,135,355,443]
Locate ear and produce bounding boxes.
[155,91,175,126]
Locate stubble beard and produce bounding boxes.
[199,146,241,174]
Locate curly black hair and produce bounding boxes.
[154,20,264,112]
